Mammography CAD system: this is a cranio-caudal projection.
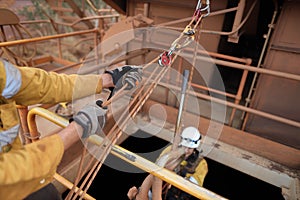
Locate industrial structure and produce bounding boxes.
[0,0,299,199]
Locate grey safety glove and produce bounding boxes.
[105,65,143,90]
[72,100,106,138]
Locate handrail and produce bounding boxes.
[19,11,118,27]
[27,107,95,199]
[27,107,69,141]
[0,28,99,62]
[146,40,300,82]
[0,29,98,47]
[54,14,120,27]
[142,39,300,129]
[157,81,300,129]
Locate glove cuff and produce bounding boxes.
[104,70,116,85]
[107,87,115,100]
[73,112,91,138]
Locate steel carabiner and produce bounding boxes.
[201,0,210,17]
[193,0,202,22]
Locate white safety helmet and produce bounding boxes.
[180,126,202,148]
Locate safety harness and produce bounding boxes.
[162,149,203,200]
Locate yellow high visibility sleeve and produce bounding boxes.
[0,62,6,96]
[13,67,103,106]
[189,159,208,187]
[0,61,103,199]
[0,101,19,130]
[0,134,64,200]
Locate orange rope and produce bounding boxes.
[68,3,208,199]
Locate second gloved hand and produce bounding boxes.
[105,65,143,90]
[72,100,106,138]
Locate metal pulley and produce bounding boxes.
[183,26,196,36]
[158,51,172,67]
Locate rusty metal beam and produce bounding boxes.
[0,29,98,47]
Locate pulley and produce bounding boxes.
[158,51,172,67]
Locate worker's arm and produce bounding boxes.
[15,67,109,106]
[0,102,104,199]
[1,59,142,106]
[0,133,64,199]
[0,121,84,200]
[127,174,153,200]
[136,174,163,200]
[151,176,163,200]
[0,59,110,105]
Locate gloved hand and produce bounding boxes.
[179,168,188,177]
[72,100,106,138]
[105,65,143,90]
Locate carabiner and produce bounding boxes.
[193,9,201,22]
[195,0,202,10]
[201,0,210,17]
[193,0,202,22]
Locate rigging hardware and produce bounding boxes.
[158,51,172,67]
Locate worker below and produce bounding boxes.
[163,126,208,199]
[127,126,208,200]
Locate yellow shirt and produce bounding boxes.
[0,59,103,200]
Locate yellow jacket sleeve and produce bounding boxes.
[0,62,5,95]
[12,67,103,106]
[189,158,208,187]
[0,134,64,200]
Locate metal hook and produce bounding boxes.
[195,0,202,10]
[201,0,210,17]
